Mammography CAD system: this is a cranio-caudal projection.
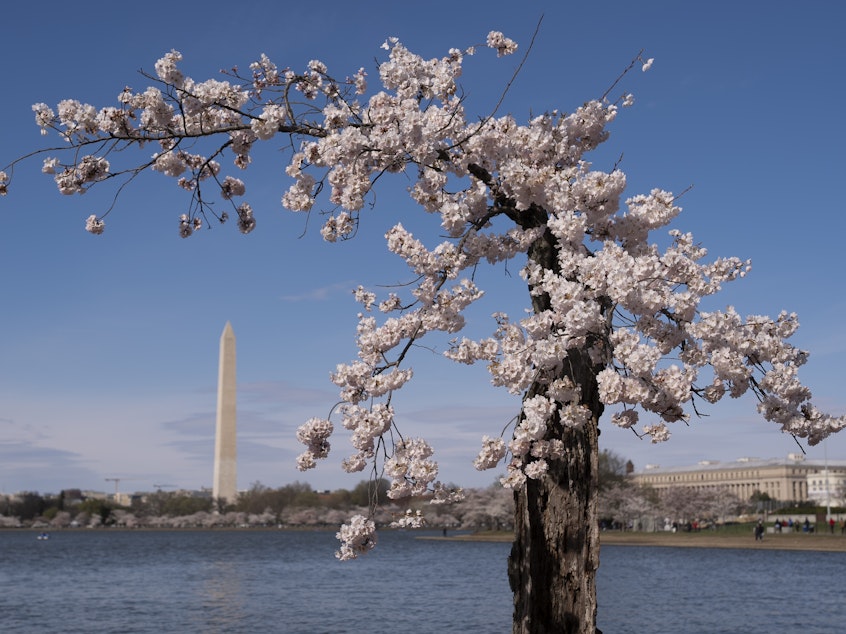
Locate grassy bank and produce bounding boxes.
[431,529,846,553]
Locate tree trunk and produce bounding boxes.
[508,381,602,634]
[506,211,606,633]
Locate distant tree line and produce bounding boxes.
[0,479,513,531]
[0,449,673,530]
[9,450,819,532]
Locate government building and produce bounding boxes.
[629,454,846,506]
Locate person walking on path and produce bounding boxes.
[754,520,765,541]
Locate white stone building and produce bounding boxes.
[629,453,846,505]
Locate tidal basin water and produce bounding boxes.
[1,529,843,633]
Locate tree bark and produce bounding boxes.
[506,210,606,633]
[508,364,602,634]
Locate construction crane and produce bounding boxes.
[105,477,122,496]
[104,477,138,499]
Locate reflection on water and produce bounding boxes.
[203,559,248,632]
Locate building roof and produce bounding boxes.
[633,455,846,475]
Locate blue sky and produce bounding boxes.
[1,0,844,497]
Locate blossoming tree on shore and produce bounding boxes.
[2,29,843,634]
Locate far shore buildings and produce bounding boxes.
[630,453,846,507]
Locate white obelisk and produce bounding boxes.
[213,322,237,504]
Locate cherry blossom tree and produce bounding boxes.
[2,28,844,634]
[658,486,703,526]
[49,510,73,528]
[449,483,515,531]
[598,482,657,530]
[700,487,744,526]
[657,486,744,529]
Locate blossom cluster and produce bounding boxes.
[40,153,111,195]
[486,31,518,57]
[21,45,368,234]
[390,509,426,529]
[295,417,334,471]
[335,514,376,561]
[339,403,394,471]
[384,438,438,500]
[474,436,507,470]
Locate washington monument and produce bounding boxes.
[213,322,237,504]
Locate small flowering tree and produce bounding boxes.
[2,29,844,634]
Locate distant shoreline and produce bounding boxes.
[12,526,846,552]
[600,531,846,552]
[427,530,846,553]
